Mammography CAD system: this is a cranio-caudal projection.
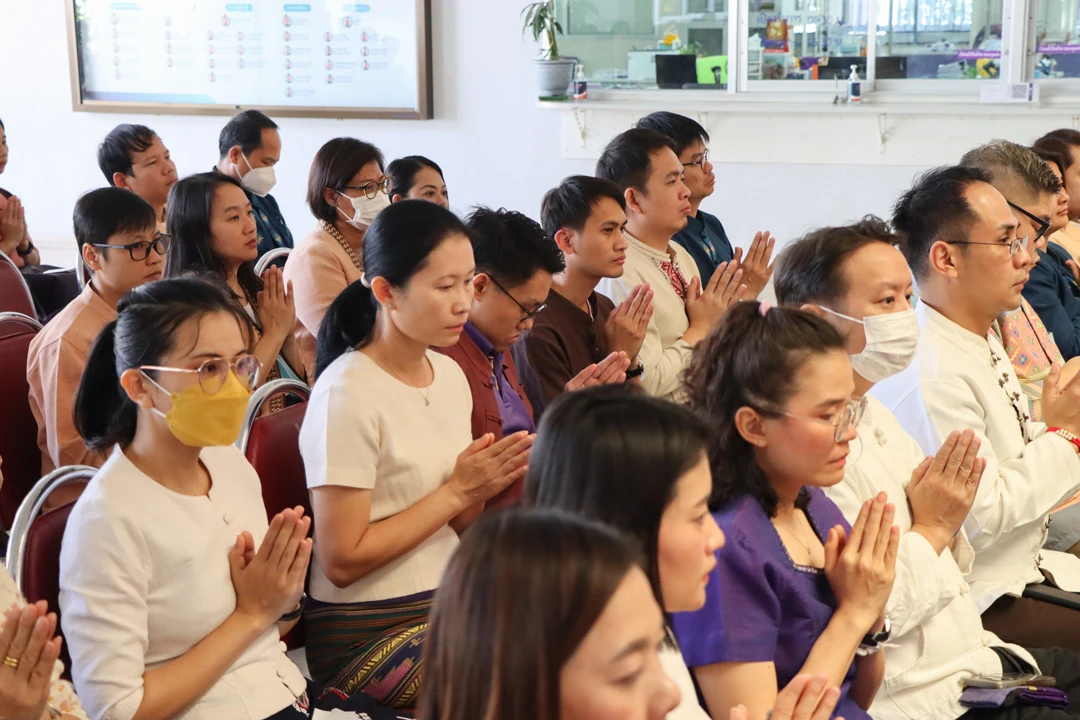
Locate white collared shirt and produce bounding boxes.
[828,395,1037,720]
[871,302,1080,610]
[596,233,700,401]
[59,445,307,720]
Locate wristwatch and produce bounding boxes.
[15,239,34,257]
[279,592,307,622]
[855,616,891,657]
[625,360,645,379]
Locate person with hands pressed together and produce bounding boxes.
[872,166,1080,650]
[166,172,301,384]
[300,200,533,709]
[0,119,41,268]
[0,597,86,720]
[677,302,897,720]
[595,129,746,402]
[520,176,652,416]
[58,278,349,720]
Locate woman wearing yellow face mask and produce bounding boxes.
[58,278,399,720]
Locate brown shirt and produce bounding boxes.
[520,288,614,417]
[282,224,362,381]
[27,282,115,475]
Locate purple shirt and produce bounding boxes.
[671,488,868,720]
[464,322,535,436]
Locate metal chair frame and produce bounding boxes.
[254,248,292,277]
[236,378,311,453]
[0,252,38,321]
[0,311,42,333]
[5,466,98,594]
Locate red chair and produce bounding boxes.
[238,379,312,649]
[6,465,99,680]
[0,312,43,531]
[0,251,37,319]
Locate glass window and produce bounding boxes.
[747,0,870,82]
[874,0,1004,80]
[1035,1,1080,79]
[558,0,730,89]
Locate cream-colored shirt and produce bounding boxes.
[871,302,1080,610]
[282,224,362,381]
[658,642,709,720]
[300,349,472,604]
[27,282,115,475]
[59,445,307,720]
[828,395,1036,720]
[596,233,698,402]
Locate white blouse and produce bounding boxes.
[658,641,709,720]
[300,349,473,604]
[58,445,307,720]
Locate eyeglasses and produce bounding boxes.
[487,274,547,322]
[140,354,262,395]
[341,177,392,200]
[92,233,172,261]
[948,234,1030,255]
[772,395,868,443]
[1007,201,1052,243]
[682,149,710,171]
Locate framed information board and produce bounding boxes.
[66,0,433,119]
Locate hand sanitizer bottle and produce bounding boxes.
[573,64,588,101]
[847,65,861,104]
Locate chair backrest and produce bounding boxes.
[0,252,37,319]
[6,466,98,679]
[0,312,44,530]
[254,247,291,276]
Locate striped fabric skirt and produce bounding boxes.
[305,589,434,710]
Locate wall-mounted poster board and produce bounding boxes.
[66,0,433,119]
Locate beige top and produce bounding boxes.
[282,224,362,380]
[27,282,115,475]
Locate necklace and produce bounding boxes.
[321,220,363,271]
[370,345,432,406]
[774,513,818,558]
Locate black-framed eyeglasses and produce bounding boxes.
[772,396,868,443]
[682,149,710,171]
[341,176,392,200]
[1007,201,1052,242]
[488,274,547,322]
[92,233,172,261]
[948,235,1030,255]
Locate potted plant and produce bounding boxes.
[522,1,576,98]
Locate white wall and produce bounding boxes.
[0,0,1034,270]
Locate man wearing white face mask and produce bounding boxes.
[215,110,294,259]
[775,217,1080,719]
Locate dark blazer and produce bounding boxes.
[1023,243,1080,360]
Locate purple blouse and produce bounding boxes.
[670,488,869,720]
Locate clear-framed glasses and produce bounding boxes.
[488,274,547,322]
[140,354,262,394]
[92,233,172,261]
[774,395,868,443]
[341,176,392,199]
[682,149,710,171]
[1007,201,1052,243]
[949,234,1030,255]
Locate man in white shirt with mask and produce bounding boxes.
[775,216,1080,719]
[871,165,1080,651]
[215,110,294,259]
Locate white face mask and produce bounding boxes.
[237,154,276,197]
[821,306,920,383]
[336,189,390,229]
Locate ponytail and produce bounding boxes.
[74,321,137,451]
[315,279,379,378]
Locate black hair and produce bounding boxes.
[540,175,627,239]
[774,216,900,307]
[307,137,385,224]
[595,128,678,194]
[635,111,710,157]
[74,277,253,451]
[684,302,847,516]
[316,200,472,377]
[165,172,262,313]
[387,155,444,197]
[98,124,157,184]
[218,110,279,159]
[1034,146,1068,178]
[0,117,5,130]
[73,187,158,255]
[524,384,709,619]
[465,206,565,287]
[1035,129,1080,170]
[892,165,992,281]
